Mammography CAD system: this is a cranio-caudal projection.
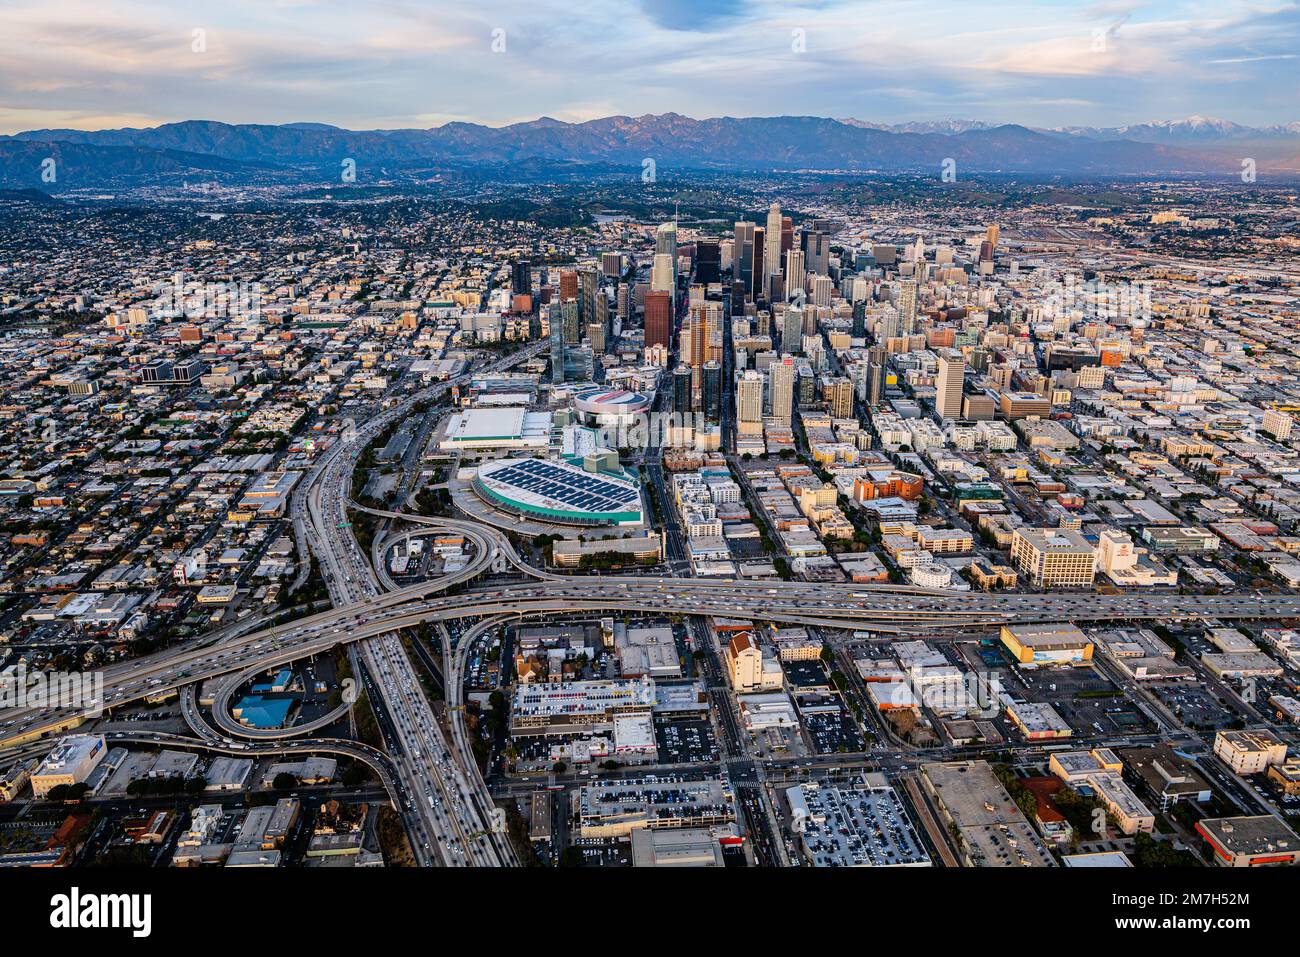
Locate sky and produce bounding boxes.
[0,0,1297,134]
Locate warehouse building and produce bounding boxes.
[1000,622,1094,667]
[1197,815,1300,867]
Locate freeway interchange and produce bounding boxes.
[5,342,1300,866]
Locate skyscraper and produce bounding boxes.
[936,350,965,421]
[702,360,722,421]
[644,290,672,348]
[737,370,764,434]
[559,269,578,303]
[781,308,803,354]
[561,300,580,344]
[878,306,901,344]
[764,202,783,285]
[672,365,693,414]
[802,229,829,277]
[897,279,918,334]
[733,221,755,293]
[650,253,676,307]
[511,260,531,297]
[695,239,721,285]
[784,248,805,297]
[867,361,885,407]
[549,302,565,385]
[828,377,854,418]
[656,221,678,261]
[769,357,795,425]
[578,267,598,324]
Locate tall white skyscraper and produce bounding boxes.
[737,370,764,434]
[936,350,965,421]
[651,253,676,307]
[764,202,783,283]
[784,248,805,297]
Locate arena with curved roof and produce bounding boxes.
[571,387,651,425]
[473,457,644,526]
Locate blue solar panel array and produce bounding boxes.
[489,459,638,513]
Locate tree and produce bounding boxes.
[46,782,88,803]
[272,772,298,791]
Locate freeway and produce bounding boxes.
[291,349,542,867]
[6,581,1300,750]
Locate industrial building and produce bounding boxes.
[1000,622,1094,667]
[919,761,1056,867]
[30,734,107,799]
[1197,815,1300,867]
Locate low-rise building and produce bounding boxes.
[1197,815,1300,867]
[1214,730,1287,776]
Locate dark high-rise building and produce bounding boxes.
[702,360,722,421]
[578,267,598,325]
[797,367,817,408]
[867,345,887,407]
[868,362,885,407]
[730,280,747,315]
[672,365,693,414]
[802,230,829,277]
[695,240,721,285]
[561,300,581,344]
[549,303,565,385]
[852,301,867,339]
[644,290,672,349]
[733,221,755,292]
[751,227,766,300]
[511,260,532,297]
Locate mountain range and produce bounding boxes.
[2,113,1297,190]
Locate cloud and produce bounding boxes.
[636,0,746,31]
[0,0,1295,134]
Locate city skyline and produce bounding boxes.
[0,0,1297,136]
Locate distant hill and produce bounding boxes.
[2,112,1290,189]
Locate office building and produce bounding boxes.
[1010,527,1097,589]
[936,351,964,421]
[644,290,672,348]
[769,357,795,425]
[1214,730,1287,775]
